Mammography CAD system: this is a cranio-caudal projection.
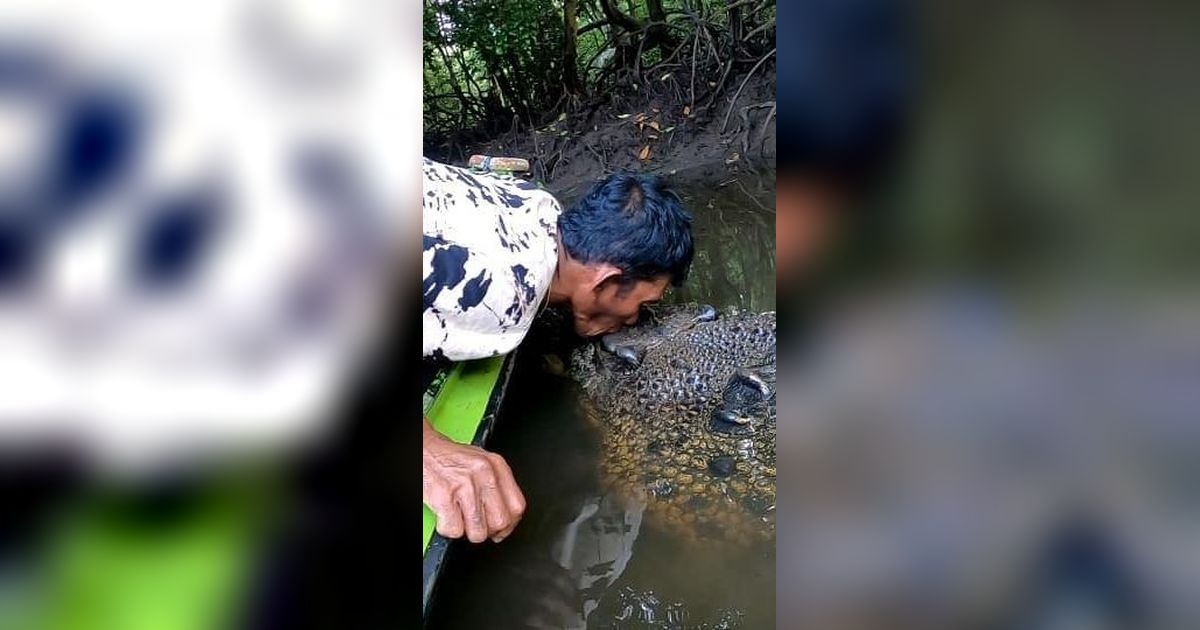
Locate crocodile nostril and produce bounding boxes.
[600,333,644,367]
[600,333,622,354]
[613,344,643,367]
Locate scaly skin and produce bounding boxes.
[568,303,776,543]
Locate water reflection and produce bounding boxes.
[661,165,775,313]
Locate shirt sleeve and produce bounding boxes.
[422,237,545,361]
[421,160,560,361]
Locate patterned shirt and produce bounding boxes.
[422,158,561,361]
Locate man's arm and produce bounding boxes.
[422,416,526,543]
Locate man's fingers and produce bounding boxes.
[488,453,527,518]
[479,479,513,540]
[424,437,525,544]
[491,521,518,543]
[456,487,488,543]
[432,495,464,539]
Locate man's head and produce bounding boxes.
[553,173,693,337]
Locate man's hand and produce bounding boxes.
[423,417,526,543]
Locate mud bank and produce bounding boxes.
[426,68,776,195]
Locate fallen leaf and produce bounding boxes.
[616,113,632,119]
[639,145,651,161]
[660,73,672,81]
[663,126,675,133]
[683,105,691,116]
[557,112,567,122]
[648,121,661,131]
[648,134,659,139]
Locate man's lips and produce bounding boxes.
[578,321,620,338]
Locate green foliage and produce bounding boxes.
[425,0,568,134]
[424,0,776,142]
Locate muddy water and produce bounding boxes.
[425,165,775,629]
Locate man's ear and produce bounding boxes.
[587,263,624,293]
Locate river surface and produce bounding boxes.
[426,163,776,629]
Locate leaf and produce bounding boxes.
[683,105,691,116]
[639,145,650,161]
[660,73,672,81]
[648,134,659,140]
[557,112,567,122]
[616,113,632,119]
[663,126,675,133]
[648,121,661,131]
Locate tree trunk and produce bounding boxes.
[598,0,641,33]
[727,0,743,58]
[646,0,677,51]
[435,43,472,128]
[563,0,582,96]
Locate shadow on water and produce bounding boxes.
[426,164,775,629]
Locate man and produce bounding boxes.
[421,157,694,544]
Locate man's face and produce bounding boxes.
[572,274,670,338]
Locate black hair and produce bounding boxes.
[558,173,694,287]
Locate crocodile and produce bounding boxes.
[566,303,777,543]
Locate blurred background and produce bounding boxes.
[0,1,422,628]
[777,0,1200,628]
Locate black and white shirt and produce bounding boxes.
[422,158,561,361]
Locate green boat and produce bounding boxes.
[421,351,517,621]
[421,157,531,620]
